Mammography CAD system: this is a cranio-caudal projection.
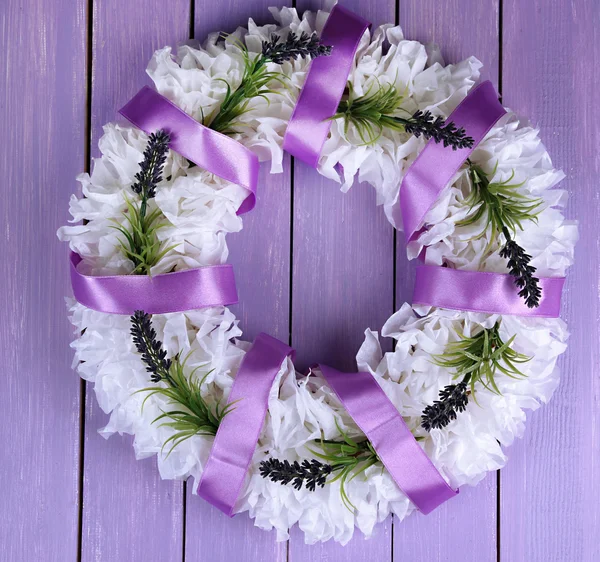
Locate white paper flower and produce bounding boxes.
[407,111,578,277]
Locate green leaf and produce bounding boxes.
[332,80,407,145]
[135,354,236,454]
[457,161,543,251]
[115,193,172,275]
[433,320,531,407]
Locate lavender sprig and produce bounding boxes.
[130,310,171,383]
[130,311,235,454]
[402,109,474,150]
[259,458,333,492]
[421,376,470,431]
[500,227,542,308]
[262,31,332,65]
[113,130,173,275]
[421,321,531,431]
[334,82,475,149]
[260,420,379,511]
[131,130,171,218]
[209,32,331,135]
[457,161,543,307]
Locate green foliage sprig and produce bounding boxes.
[421,321,531,431]
[332,81,406,144]
[130,311,234,454]
[117,35,331,267]
[457,161,543,245]
[333,81,474,149]
[114,130,173,275]
[114,197,174,276]
[209,32,332,135]
[259,420,379,510]
[457,160,544,307]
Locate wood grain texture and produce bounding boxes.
[393,2,499,560]
[287,0,395,559]
[183,165,291,562]
[183,4,291,561]
[81,2,190,561]
[0,0,86,560]
[500,0,600,560]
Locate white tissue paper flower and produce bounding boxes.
[58,5,578,546]
[407,111,579,273]
[351,78,577,544]
[146,5,483,225]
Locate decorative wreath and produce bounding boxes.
[58,5,578,545]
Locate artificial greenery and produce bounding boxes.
[421,321,531,431]
[457,161,542,246]
[116,34,330,270]
[457,160,544,307]
[130,310,234,454]
[333,81,474,149]
[209,32,332,135]
[114,130,173,275]
[260,420,379,510]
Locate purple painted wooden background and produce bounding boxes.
[1,0,598,560]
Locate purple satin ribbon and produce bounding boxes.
[119,86,258,215]
[70,251,238,314]
[198,331,455,515]
[396,80,506,242]
[413,265,565,318]
[320,365,457,514]
[283,5,370,167]
[198,333,294,516]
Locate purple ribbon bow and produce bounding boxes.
[283,5,370,167]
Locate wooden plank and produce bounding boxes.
[500,1,600,560]
[183,3,291,561]
[393,1,499,560]
[0,0,87,560]
[288,0,395,558]
[398,0,499,88]
[81,2,190,561]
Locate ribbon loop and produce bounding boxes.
[119,86,258,214]
[396,80,506,241]
[283,5,370,167]
[198,333,294,516]
[70,252,238,314]
[319,365,457,514]
[412,265,565,318]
